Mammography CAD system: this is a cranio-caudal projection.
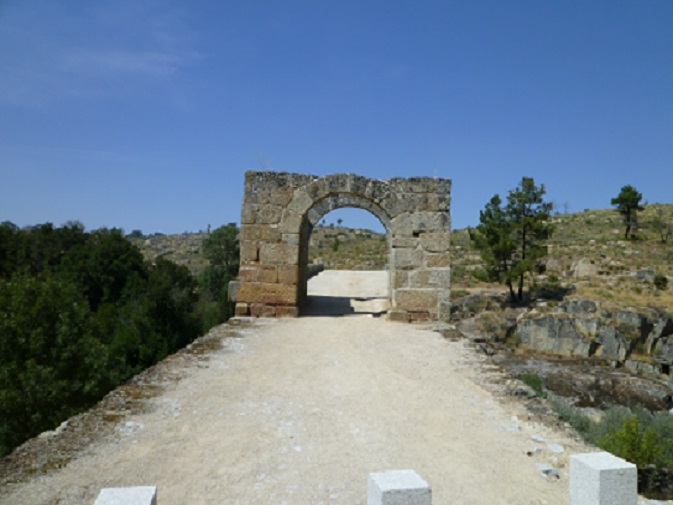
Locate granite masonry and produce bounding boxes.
[234,171,452,322]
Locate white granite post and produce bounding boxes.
[570,452,637,505]
[93,486,157,505]
[368,470,431,505]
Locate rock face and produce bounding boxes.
[570,258,599,278]
[234,171,452,322]
[514,299,673,377]
[517,316,588,356]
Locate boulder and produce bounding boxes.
[597,326,633,361]
[624,359,660,377]
[571,258,599,278]
[615,309,655,340]
[517,316,590,356]
[645,316,673,354]
[559,299,598,314]
[653,336,673,366]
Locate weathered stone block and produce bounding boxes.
[240,204,257,224]
[426,253,451,268]
[239,224,282,242]
[408,270,431,287]
[391,248,424,270]
[240,242,259,262]
[367,470,431,505]
[409,269,451,288]
[269,187,294,206]
[279,209,304,233]
[396,289,439,311]
[255,205,283,225]
[391,270,408,289]
[411,212,450,234]
[409,311,431,322]
[419,232,450,253]
[391,236,417,249]
[388,310,410,323]
[94,486,157,505]
[237,282,297,306]
[276,306,299,318]
[277,264,299,285]
[251,303,276,317]
[569,452,636,505]
[235,303,250,317]
[281,233,299,245]
[259,242,298,264]
[429,268,452,287]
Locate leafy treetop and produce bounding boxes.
[470,176,553,304]
[611,185,644,240]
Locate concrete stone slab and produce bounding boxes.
[93,486,157,505]
[570,452,636,505]
[368,470,431,505]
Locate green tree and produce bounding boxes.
[198,224,240,331]
[0,273,107,454]
[611,185,644,240]
[470,177,553,304]
[653,206,671,243]
[599,416,662,469]
[202,223,239,278]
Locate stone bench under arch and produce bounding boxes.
[234,171,452,322]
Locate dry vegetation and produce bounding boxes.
[451,204,673,310]
[129,204,673,311]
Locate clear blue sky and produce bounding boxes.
[1,1,672,234]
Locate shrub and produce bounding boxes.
[520,373,547,398]
[654,273,668,291]
[598,416,662,469]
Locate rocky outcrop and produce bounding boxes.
[514,299,673,377]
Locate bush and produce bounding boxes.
[520,373,547,398]
[598,416,662,468]
[0,224,223,456]
[548,402,673,496]
[654,273,668,291]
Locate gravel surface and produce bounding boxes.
[0,272,593,505]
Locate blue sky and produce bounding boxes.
[1,1,672,234]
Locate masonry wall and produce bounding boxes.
[235,171,452,322]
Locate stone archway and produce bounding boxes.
[234,171,452,322]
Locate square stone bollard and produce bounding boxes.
[368,470,431,505]
[93,486,157,505]
[570,452,637,505]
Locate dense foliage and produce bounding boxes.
[552,400,673,495]
[0,221,238,456]
[611,184,644,240]
[469,177,553,303]
[197,223,239,330]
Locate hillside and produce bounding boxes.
[452,204,673,309]
[129,204,673,310]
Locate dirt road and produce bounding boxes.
[0,272,590,505]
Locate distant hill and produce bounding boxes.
[308,225,387,270]
[127,232,210,275]
[129,204,673,309]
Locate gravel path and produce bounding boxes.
[0,272,591,505]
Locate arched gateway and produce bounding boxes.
[234,171,452,322]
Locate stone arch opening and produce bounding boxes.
[299,196,391,316]
[234,171,452,322]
